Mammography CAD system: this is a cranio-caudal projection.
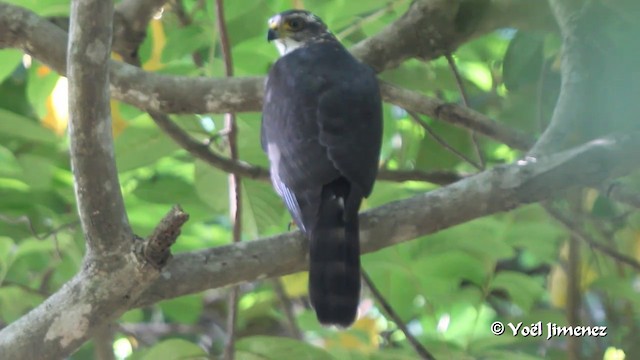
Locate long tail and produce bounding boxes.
[308,181,361,327]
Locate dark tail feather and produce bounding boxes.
[308,189,361,327]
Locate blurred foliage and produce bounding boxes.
[0,0,639,359]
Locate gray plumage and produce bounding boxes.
[262,10,383,327]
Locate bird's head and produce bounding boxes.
[267,10,332,56]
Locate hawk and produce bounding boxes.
[261,10,383,327]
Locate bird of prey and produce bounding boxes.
[261,10,383,327]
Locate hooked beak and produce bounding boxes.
[267,28,279,42]
[267,15,281,42]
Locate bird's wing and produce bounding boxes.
[316,70,383,197]
[262,66,340,230]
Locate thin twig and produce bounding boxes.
[604,182,640,209]
[362,270,435,360]
[407,110,483,170]
[336,0,406,40]
[1,280,49,297]
[136,205,189,269]
[566,234,581,360]
[93,324,116,360]
[542,204,640,271]
[151,110,465,185]
[379,82,535,151]
[0,215,79,241]
[445,53,485,170]
[170,0,204,67]
[215,1,242,359]
[271,279,303,340]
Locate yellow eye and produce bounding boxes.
[287,19,302,31]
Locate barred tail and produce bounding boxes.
[308,184,361,327]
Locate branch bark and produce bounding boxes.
[134,132,640,307]
[0,2,538,150]
[67,0,131,257]
[529,0,593,156]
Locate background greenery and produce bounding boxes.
[0,0,638,359]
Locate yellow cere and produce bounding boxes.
[268,14,281,30]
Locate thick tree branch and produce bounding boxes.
[381,82,534,150]
[152,109,463,184]
[0,2,536,150]
[113,0,169,62]
[529,0,592,155]
[350,0,554,72]
[67,0,130,256]
[134,132,640,307]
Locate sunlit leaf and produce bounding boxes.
[236,336,334,360]
[141,339,207,360]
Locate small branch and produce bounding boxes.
[445,53,485,169]
[0,3,536,151]
[604,182,640,209]
[113,0,168,63]
[93,324,115,360]
[528,0,592,156]
[0,215,79,241]
[543,204,640,271]
[566,234,581,360]
[135,205,189,269]
[1,280,49,297]
[132,132,640,307]
[336,0,405,40]
[377,169,463,185]
[362,271,434,360]
[214,1,242,359]
[151,110,464,185]
[68,0,131,257]
[170,0,204,67]
[271,279,303,340]
[407,110,482,170]
[380,82,534,150]
[150,111,269,179]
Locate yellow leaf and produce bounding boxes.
[40,79,127,136]
[634,231,640,262]
[110,100,128,137]
[42,77,68,135]
[280,272,308,297]
[143,19,166,71]
[583,188,599,211]
[549,241,599,309]
[604,347,626,360]
[548,264,567,309]
[325,316,380,352]
[352,316,380,348]
[36,65,51,77]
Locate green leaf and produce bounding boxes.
[26,65,59,118]
[114,115,180,172]
[159,294,203,324]
[236,336,334,360]
[0,50,23,83]
[242,179,287,238]
[141,339,207,360]
[0,145,22,177]
[193,160,230,212]
[489,271,545,311]
[18,154,55,190]
[0,108,57,143]
[2,0,69,16]
[503,31,545,91]
[14,238,59,259]
[0,286,43,323]
[0,237,16,284]
[415,251,489,287]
